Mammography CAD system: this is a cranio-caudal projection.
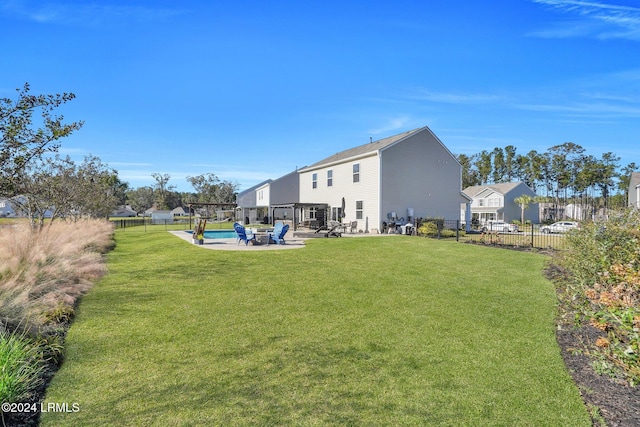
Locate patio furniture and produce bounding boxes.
[233,222,256,246]
[315,224,341,238]
[268,223,289,245]
[350,221,358,233]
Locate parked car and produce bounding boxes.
[481,221,518,233]
[540,221,579,234]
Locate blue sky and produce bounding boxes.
[2,0,639,192]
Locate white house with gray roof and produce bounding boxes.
[297,126,469,232]
[462,181,539,226]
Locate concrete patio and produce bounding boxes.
[168,230,308,251]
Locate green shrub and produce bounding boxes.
[417,218,456,238]
[0,329,46,404]
[559,209,640,385]
[418,221,439,236]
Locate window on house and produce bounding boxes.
[478,199,485,207]
[356,201,363,220]
[331,207,343,221]
[327,170,333,187]
[308,207,317,219]
[312,173,317,189]
[488,197,500,207]
[353,163,360,183]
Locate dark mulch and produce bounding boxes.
[558,325,640,426]
[547,260,640,427]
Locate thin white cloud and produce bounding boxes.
[515,101,640,117]
[367,117,412,135]
[109,162,153,168]
[409,89,503,104]
[531,0,640,40]
[0,1,187,26]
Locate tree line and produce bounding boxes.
[457,143,638,212]
[3,83,637,227]
[1,84,238,228]
[125,172,238,215]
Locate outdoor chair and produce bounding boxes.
[233,222,256,246]
[269,222,284,242]
[268,223,289,245]
[324,224,342,238]
[350,221,358,233]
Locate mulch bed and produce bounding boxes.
[558,325,640,426]
[547,259,640,427]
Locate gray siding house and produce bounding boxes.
[462,182,539,225]
[298,126,468,232]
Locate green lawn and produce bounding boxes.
[42,232,590,426]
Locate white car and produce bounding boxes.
[540,221,579,234]
[481,221,518,233]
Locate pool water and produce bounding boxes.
[187,230,237,239]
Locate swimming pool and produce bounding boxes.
[187,230,237,239]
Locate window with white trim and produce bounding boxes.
[353,163,360,183]
[356,201,363,220]
[327,170,333,187]
[312,173,317,189]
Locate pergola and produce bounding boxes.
[268,203,329,231]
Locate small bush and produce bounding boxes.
[417,218,455,238]
[0,329,45,404]
[418,221,439,236]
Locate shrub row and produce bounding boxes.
[0,219,114,414]
[559,209,640,385]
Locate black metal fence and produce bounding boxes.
[416,219,571,250]
[110,217,235,232]
[111,217,572,250]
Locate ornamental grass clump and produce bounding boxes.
[560,209,640,385]
[0,329,46,404]
[0,219,114,333]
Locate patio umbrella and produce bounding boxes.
[341,197,346,219]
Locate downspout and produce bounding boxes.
[378,150,383,232]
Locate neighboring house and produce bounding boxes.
[0,198,17,217]
[111,205,137,217]
[462,182,539,225]
[630,172,640,209]
[297,126,468,233]
[171,206,189,217]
